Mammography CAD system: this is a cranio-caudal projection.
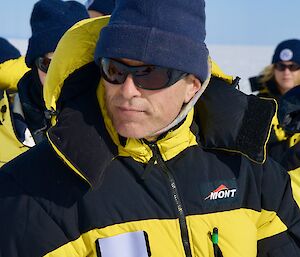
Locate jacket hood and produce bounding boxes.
[44,16,110,113]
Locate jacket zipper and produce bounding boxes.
[148,143,192,257]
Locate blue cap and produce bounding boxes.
[25,0,89,68]
[94,0,209,82]
[272,39,300,65]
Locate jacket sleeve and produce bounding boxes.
[257,157,300,257]
[0,56,30,92]
[0,171,69,257]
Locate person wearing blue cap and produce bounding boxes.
[250,39,300,100]
[250,39,300,158]
[14,0,89,145]
[0,0,300,256]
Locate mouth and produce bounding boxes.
[118,106,145,113]
[282,78,292,82]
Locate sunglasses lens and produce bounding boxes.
[133,67,170,90]
[275,63,286,71]
[289,64,300,71]
[275,62,300,72]
[36,57,51,73]
[101,58,127,84]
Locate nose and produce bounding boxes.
[120,74,142,99]
[282,68,292,75]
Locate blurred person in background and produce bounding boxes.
[87,0,115,17]
[14,0,89,145]
[272,86,300,207]
[250,39,300,153]
[250,39,300,100]
[0,38,30,167]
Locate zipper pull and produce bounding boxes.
[141,142,159,180]
[211,227,223,257]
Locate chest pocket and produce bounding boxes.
[96,231,151,257]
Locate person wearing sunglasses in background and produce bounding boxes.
[249,39,300,162]
[250,39,300,101]
[1,0,300,256]
[11,0,89,147]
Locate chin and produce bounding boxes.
[119,131,146,139]
[116,126,148,139]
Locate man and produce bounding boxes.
[1,1,300,257]
[13,0,89,146]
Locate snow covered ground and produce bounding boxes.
[8,39,28,56]
[8,38,274,95]
[209,44,274,94]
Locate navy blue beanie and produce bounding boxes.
[25,0,89,68]
[88,0,115,15]
[95,0,209,82]
[272,39,300,65]
[0,38,20,63]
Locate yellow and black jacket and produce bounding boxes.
[0,90,29,167]
[1,17,300,257]
[280,142,300,208]
[249,75,300,161]
[0,57,30,167]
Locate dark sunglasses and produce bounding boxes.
[35,56,52,73]
[100,58,188,90]
[274,62,300,72]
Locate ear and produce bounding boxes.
[184,75,202,103]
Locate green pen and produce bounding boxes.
[211,227,223,257]
[211,227,218,245]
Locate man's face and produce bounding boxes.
[103,59,201,139]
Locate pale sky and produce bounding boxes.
[0,0,299,46]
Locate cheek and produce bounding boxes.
[37,69,47,86]
[274,71,281,80]
[153,89,186,118]
[293,72,300,84]
[104,87,115,112]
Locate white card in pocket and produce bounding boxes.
[96,231,151,257]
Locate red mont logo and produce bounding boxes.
[204,184,237,200]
